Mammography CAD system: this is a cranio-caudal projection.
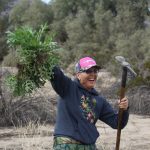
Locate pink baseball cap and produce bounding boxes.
[75,57,101,73]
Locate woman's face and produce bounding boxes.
[76,67,99,90]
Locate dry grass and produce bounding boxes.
[0,121,54,150]
[1,68,150,150]
[127,86,150,115]
[1,115,150,150]
[0,69,56,126]
[0,95,56,126]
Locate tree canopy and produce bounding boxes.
[0,0,150,86]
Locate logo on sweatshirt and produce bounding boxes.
[80,95,96,123]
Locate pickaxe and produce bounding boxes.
[115,56,137,150]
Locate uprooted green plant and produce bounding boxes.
[6,24,60,96]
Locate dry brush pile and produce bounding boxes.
[127,85,150,115]
[0,67,57,127]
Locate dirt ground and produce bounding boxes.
[96,114,150,150]
[0,114,150,150]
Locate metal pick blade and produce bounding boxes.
[115,56,126,64]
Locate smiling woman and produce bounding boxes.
[50,56,129,150]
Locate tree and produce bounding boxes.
[0,0,12,62]
[0,0,8,12]
[107,0,150,85]
[9,0,54,29]
[113,0,147,35]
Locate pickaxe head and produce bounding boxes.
[115,56,137,78]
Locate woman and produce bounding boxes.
[50,57,129,150]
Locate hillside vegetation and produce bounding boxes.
[0,0,150,86]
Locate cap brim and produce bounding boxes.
[94,65,101,70]
[86,65,101,70]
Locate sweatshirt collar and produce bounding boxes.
[74,78,99,96]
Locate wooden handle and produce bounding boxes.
[115,87,126,150]
[115,67,127,150]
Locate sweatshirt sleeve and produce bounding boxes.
[50,66,73,98]
[99,98,129,129]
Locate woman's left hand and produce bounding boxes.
[118,97,129,110]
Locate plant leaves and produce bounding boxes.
[6,25,60,96]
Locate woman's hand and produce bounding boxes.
[118,97,129,110]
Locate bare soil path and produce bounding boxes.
[0,114,150,150]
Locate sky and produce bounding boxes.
[41,0,51,4]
